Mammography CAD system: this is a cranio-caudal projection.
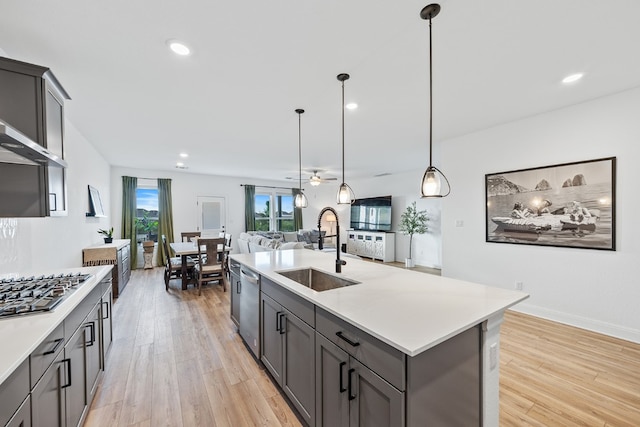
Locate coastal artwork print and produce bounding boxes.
[485,157,616,250]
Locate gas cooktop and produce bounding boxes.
[0,272,91,319]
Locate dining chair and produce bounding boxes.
[161,235,194,291]
[194,237,228,295]
[222,233,232,277]
[181,231,201,242]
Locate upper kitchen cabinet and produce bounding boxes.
[0,56,71,217]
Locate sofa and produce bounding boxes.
[237,232,306,254]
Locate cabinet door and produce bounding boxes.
[31,349,66,427]
[349,358,404,427]
[85,303,102,401]
[5,396,31,427]
[101,285,113,367]
[230,271,241,327]
[316,333,349,427]
[45,86,66,216]
[282,310,315,426]
[65,326,87,427]
[260,293,283,386]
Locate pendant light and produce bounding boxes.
[294,108,308,208]
[336,73,355,205]
[420,4,451,198]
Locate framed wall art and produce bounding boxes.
[485,157,616,250]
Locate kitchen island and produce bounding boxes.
[230,250,528,426]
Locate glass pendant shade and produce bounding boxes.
[420,165,450,198]
[294,192,308,208]
[337,182,355,205]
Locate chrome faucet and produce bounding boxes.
[317,207,346,273]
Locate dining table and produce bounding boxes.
[169,241,231,290]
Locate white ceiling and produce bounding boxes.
[1,0,639,183]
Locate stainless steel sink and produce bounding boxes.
[276,268,360,292]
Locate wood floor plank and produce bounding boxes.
[150,350,183,427]
[85,267,640,427]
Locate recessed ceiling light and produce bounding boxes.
[179,153,189,158]
[345,103,358,110]
[167,40,191,56]
[562,73,584,84]
[176,162,184,167]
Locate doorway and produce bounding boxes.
[197,196,226,237]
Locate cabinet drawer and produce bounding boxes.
[30,322,65,389]
[0,357,29,427]
[64,282,102,338]
[316,307,405,391]
[261,276,314,327]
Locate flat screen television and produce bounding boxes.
[350,196,392,231]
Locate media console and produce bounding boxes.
[346,230,395,262]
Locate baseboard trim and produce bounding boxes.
[511,303,640,344]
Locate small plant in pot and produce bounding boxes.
[98,227,114,244]
[398,202,428,268]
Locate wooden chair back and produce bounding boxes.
[197,238,225,267]
[181,231,201,242]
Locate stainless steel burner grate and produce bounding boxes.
[0,272,91,318]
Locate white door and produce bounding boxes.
[197,196,226,237]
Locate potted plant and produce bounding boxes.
[98,227,114,244]
[398,202,428,268]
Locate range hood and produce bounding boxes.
[0,120,67,168]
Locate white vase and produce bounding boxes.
[405,258,415,268]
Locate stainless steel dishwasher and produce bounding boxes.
[239,267,260,358]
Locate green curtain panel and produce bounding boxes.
[244,185,256,231]
[157,178,175,266]
[292,188,303,231]
[121,176,138,269]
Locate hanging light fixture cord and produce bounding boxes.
[428,12,433,168]
[297,109,303,191]
[341,77,346,183]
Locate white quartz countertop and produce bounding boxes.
[230,250,528,356]
[0,266,112,384]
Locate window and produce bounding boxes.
[136,187,159,242]
[254,191,295,232]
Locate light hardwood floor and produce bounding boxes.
[85,267,640,427]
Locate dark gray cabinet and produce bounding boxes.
[83,241,130,298]
[260,293,283,383]
[0,359,29,427]
[260,290,315,426]
[0,56,70,217]
[5,395,30,427]
[85,303,102,402]
[229,260,241,327]
[315,333,404,427]
[64,325,87,427]
[100,284,113,367]
[31,349,66,427]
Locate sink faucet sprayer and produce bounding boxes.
[317,207,346,273]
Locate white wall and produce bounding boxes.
[0,120,111,276]
[441,87,640,343]
[109,167,330,259]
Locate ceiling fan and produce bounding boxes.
[308,170,337,186]
[286,170,337,186]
